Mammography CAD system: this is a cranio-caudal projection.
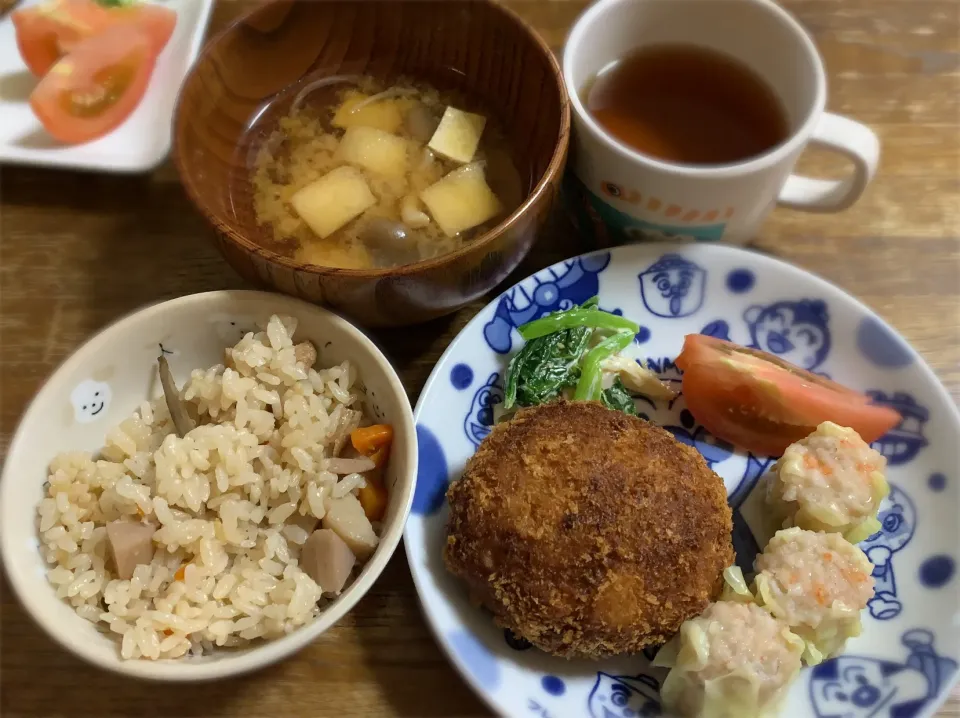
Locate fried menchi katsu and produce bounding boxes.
[444,400,734,658]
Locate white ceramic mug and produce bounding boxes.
[562,0,880,245]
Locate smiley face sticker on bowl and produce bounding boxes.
[69,378,112,423]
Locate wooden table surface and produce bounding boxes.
[2,0,958,716]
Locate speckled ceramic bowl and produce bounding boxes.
[0,291,416,681]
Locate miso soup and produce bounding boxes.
[248,75,524,269]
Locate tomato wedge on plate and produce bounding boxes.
[675,334,902,457]
[12,0,113,76]
[13,0,176,77]
[107,3,177,55]
[30,25,157,144]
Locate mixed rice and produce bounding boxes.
[37,315,380,660]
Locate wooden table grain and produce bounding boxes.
[1,1,958,716]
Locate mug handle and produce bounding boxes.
[777,113,880,213]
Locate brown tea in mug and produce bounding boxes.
[585,44,790,165]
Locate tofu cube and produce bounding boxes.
[419,163,503,237]
[332,91,411,134]
[428,106,487,163]
[335,126,409,178]
[290,166,376,239]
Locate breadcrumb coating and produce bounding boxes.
[444,401,734,658]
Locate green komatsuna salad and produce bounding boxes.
[498,297,675,421]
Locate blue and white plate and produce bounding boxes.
[405,242,960,718]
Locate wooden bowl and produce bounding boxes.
[174,0,570,327]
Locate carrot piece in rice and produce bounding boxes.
[351,424,393,454]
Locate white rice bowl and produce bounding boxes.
[0,291,417,681]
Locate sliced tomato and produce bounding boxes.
[675,334,901,456]
[12,0,114,76]
[103,3,177,55]
[30,25,156,144]
[13,1,176,77]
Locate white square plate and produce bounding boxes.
[0,0,214,173]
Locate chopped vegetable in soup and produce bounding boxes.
[250,75,524,269]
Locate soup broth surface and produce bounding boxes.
[248,75,524,269]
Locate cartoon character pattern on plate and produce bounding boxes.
[809,629,957,718]
[483,253,614,354]
[588,673,662,718]
[464,372,503,447]
[701,298,832,372]
[410,245,959,718]
[638,254,707,318]
[860,483,916,621]
[866,391,930,466]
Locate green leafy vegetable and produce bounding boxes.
[573,330,635,401]
[95,0,136,6]
[503,325,591,410]
[517,306,639,341]
[601,377,638,416]
[502,297,643,417]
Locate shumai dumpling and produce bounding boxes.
[754,527,874,664]
[766,421,889,544]
[654,600,804,718]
